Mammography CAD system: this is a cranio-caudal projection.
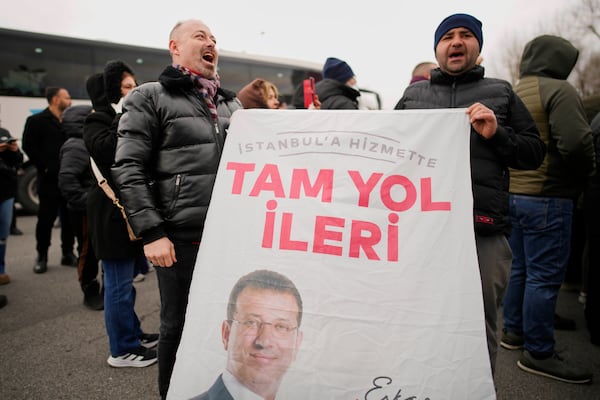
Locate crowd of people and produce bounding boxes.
[0,11,598,399]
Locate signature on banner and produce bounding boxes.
[360,376,432,400]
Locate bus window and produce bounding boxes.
[218,60,309,105]
[0,32,95,99]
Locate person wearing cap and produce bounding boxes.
[315,57,360,109]
[0,128,23,285]
[395,13,546,377]
[501,35,594,384]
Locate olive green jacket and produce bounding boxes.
[511,35,595,198]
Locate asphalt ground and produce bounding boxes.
[1,215,599,399]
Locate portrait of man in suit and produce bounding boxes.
[191,269,304,400]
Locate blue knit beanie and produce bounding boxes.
[434,13,483,51]
[323,57,355,84]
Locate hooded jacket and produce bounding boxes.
[112,66,242,244]
[237,78,268,109]
[510,35,595,198]
[58,105,93,212]
[396,65,545,236]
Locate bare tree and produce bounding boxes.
[499,37,526,86]
[571,0,600,40]
[573,51,600,97]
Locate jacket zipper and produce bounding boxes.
[191,89,223,155]
[213,120,222,155]
[168,174,182,217]
[451,80,457,107]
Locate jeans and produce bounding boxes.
[155,242,199,399]
[503,195,573,355]
[0,198,14,274]
[103,256,146,356]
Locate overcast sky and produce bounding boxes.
[0,0,578,109]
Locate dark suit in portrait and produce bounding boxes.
[190,375,233,400]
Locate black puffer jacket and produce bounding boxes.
[396,66,546,236]
[58,105,93,212]
[112,66,242,244]
[315,78,360,109]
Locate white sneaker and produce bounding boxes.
[107,346,157,368]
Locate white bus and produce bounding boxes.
[0,27,381,213]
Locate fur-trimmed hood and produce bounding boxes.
[86,72,109,111]
[104,60,134,104]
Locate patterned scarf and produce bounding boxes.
[175,64,221,121]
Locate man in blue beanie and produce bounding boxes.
[395,13,546,380]
[316,57,360,109]
[434,13,483,51]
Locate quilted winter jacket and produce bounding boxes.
[315,78,360,110]
[395,66,545,236]
[58,105,93,212]
[112,66,242,244]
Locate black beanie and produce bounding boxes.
[104,60,134,104]
[434,13,483,51]
[322,57,355,84]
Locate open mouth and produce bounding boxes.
[202,52,215,65]
[449,51,464,60]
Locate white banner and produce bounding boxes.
[169,109,495,400]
